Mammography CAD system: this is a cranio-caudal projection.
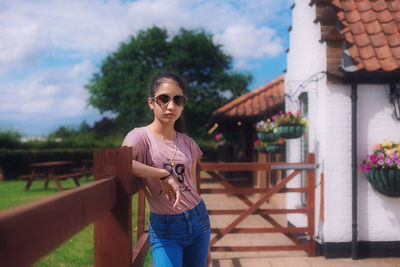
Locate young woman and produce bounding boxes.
[122,72,210,267]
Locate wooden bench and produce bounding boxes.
[19,161,86,191]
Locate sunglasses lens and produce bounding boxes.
[173,95,186,106]
[155,94,170,105]
[154,94,186,107]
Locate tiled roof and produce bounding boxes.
[332,0,400,72]
[212,75,284,122]
[312,0,400,80]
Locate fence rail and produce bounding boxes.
[198,153,316,256]
[0,147,150,267]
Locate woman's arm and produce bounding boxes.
[126,145,181,208]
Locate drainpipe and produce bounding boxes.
[351,82,358,260]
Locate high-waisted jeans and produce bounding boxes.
[149,199,211,267]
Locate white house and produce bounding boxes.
[285,0,400,258]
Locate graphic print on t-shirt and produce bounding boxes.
[159,162,191,196]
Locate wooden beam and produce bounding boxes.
[94,147,133,267]
[0,178,117,267]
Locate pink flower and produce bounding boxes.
[278,139,283,144]
[372,143,380,150]
[385,158,394,166]
[215,133,223,141]
[378,159,384,165]
[396,158,400,165]
[254,139,261,145]
[279,110,283,114]
[287,111,293,117]
[296,109,302,116]
[378,153,384,159]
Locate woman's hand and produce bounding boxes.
[161,176,181,209]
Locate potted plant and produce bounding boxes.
[360,140,400,197]
[254,139,268,153]
[254,138,285,154]
[265,138,286,154]
[255,119,280,142]
[272,110,307,139]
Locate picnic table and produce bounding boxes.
[18,161,87,191]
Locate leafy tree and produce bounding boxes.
[85,26,252,139]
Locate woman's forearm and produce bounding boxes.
[131,159,169,178]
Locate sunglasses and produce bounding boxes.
[151,94,187,107]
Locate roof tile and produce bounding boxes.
[387,0,400,12]
[344,31,355,43]
[356,0,371,12]
[346,9,361,22]
[348,44,360,57]
[375,44,393,59]
[354,32,371,46]
[369,32,388,46]
[394,10,400,22]
[379,56,398,70]
[387,32,400,46]
[342,0,357,11]
[365,20,382,34]
[359,44,375,59]
[391,45,400,59]
[349,21,366,34]
[363,57,381,71]
[381,21,398,34]
[377,10,394,23]
[360,9,377,23]
[371,0,387,12]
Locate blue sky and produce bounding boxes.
[0,0,294,136]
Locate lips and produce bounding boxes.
[166,113,175,117]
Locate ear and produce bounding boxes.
[148,97,154,110]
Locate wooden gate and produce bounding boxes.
[197,153,316,256]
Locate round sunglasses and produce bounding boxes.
[151,94,187,107]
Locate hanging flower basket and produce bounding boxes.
[276,124,306,139]
[257,131,280,143]
[360,140,400,197]
[364,169,400,197]
[265,144,284,154]
[272,110,307,139]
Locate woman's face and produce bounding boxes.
[148,79,185,125]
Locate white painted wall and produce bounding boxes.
[286,0,400,244]
[285,0,326,239]
[357,84,400,241]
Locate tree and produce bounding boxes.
[85,26,252,139]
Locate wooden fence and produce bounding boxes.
[0,147,150,267]
[197,153,316,256]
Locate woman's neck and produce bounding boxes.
[148,121,177,141]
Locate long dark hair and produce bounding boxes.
[150,72,187,133]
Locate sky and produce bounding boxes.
[0,0,294,136]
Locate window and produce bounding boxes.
[299,92,309,207]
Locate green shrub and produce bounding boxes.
[0,129,21,149]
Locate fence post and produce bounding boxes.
[93,147,133,267]
[306,153,316,256]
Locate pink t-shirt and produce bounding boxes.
[122,126,203,214]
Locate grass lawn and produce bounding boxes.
[0,178,152,267]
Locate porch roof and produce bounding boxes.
[209,75,284,126]
[314,0,400,82]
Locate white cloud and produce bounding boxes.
[0,0,293,135]
[214,24,284,59]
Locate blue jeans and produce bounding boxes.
[149,199,211,267]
